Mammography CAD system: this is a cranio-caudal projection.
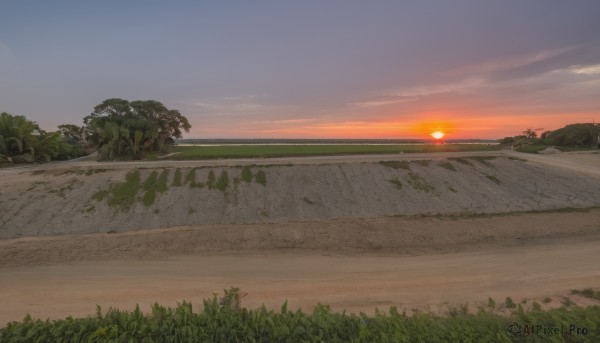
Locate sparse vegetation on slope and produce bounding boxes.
[437,161,456,171]
[389,178,403,190]
[106,170,141,210]
[241,165,253,183]
[379,160,411,170]
[255,170,267,185]
[407,172,435,193]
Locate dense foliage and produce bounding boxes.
[540,123,600,147]
[84,98,191,160]
[1,289,598,342]
[0,112,80,164]
[500,123,600,151]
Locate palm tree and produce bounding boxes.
[0,113,40,163]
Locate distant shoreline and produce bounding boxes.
[176,138,500,146]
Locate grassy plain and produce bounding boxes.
[170,144,500,160]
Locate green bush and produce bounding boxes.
[2,290,599,342]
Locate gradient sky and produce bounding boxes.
[1,1,600,139]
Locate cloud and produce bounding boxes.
[445,47,576,76]
[388,78,486,98]
[570,64,600,75]
[350,97,415,108]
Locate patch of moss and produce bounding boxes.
[92,189,110,201]
[142,171,158,207]
[302,197,315,204]
[437,161,456,171]
[448,157,472,166]
[157,169,169,193]
[207,170,216,189]
[485,175,501,185]
[172,169,183,186]
[466,156,497,166]
[255,170,267,185]
[407,172,435,193]
[379,160,410,170]
[216,171,229,192]
[388,178,403,190]
[241,166,253,183]
[84,168,111,176]
[185,169,204,188]
[414,160,431,167]
[106,170,141,210]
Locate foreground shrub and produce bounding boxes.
[1,289,599,342]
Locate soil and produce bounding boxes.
[1,150,599,326]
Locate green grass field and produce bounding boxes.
[170,144,500,160]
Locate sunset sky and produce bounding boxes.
[1,1,600,139]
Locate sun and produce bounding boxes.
[431,131,445,139]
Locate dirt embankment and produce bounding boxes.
[1,156,599,240]
[1,208,600,267]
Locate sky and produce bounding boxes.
[1,1,600,139]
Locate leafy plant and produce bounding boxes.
[2,288,600,342]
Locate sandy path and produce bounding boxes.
[505,150,600,178]
[0,150,505,174]
[1,240,599,326]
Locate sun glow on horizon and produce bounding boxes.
[431,131,445,139]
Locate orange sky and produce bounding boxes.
[188,111,598,140]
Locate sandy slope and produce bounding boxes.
[1,155,599,239]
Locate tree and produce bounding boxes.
[522,128,537,139]
[541,123,599,147]
[130,100,191,152]
[0,112,74,163]
[84,98,191,160]
[58,124,87,145]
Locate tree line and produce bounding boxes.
[499,123,600,148]
[0,98,190,164]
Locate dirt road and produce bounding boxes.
[1,239,599,326]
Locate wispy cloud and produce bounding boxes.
[443,46,576,76]
[350,97,415,108]
[569,64,600,75]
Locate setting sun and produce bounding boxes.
[431,131,445,139]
